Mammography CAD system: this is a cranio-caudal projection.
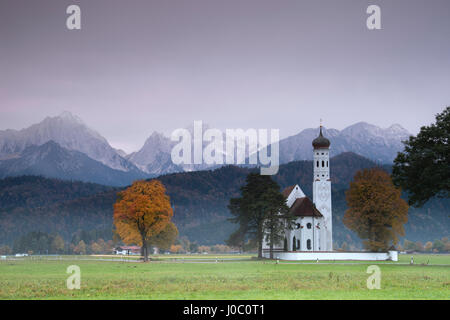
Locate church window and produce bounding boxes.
[297,239,300,250]
[292,236,297,251]
[322,160,324,167]
[326,161,328,167]
[316,161,319,167]
[307,223,312,229]
[307,239,312,250]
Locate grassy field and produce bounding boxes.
[0,254,448,300]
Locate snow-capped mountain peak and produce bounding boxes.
[0,112,138,172]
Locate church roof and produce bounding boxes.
[312,126,330,149]
[290,197,323,217]
[282,185,296,198]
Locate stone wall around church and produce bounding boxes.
[263,250,398,261]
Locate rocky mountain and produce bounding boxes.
[127,124,222,174]
[128,122,411,175]
[0,113,412,179]
[0,111,138,172]
[127,132,182,174]
[274,122,411,164]
[0,141,148,186]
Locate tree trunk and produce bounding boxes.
[257,224,263,259]
[269,230,274,259]
[142,237,149,262]
[368,219,374,251]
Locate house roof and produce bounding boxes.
[282,185,296,198]
[290,197,323,217]
[116,246,141,250]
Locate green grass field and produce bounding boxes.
[0,254,448,300]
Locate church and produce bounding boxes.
[263,126,333,252]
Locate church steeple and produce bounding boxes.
[312,121,332,251]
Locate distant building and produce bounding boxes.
[263,125,332,252]
[114,246,141,255]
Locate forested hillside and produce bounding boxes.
[0,176,118,244]
[0,153,448,248]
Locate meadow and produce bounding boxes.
[0,254,448,300]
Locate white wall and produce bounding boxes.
[263,251,398,261]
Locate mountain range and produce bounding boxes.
[0,112,411,185]
[0,141,146,186]
[0,153,447,247]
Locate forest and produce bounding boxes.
[0,152,448,252]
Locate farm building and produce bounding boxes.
[114,246,141,255]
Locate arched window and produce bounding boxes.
[327,161,328,167]
[307,239,312,250]
[316,161,319,167]
[292,236,297,251]
[322,160,324,167]
[297,239,300,250]
[307,223,312,229]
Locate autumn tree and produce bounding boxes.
[170,244,182,253]
[74,240,86,255]
[51,235,65,254]
[424,241,433,252]
[340,242,349,252]
[393,106,450,207]
[343,168,409,252]
[113,180,175,262]
[0,245,12,255]
[90,242,102,254]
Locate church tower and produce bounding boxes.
[312,125,332,251]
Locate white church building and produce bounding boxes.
[262,125,332,253]
[262,126,398,261]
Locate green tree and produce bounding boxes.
[225,227,247,252]
[148,222,178,251]
[343,168,409,252]
[262,188,293,259]
[433,239,445,252]
[403,239,416,251]
[393,106,450,207]
[227,173,291,259]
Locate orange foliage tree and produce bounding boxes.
[343,168,409,252]
[113,180,176,261]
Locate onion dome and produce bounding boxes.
[312,126,330,149]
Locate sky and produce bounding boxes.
[1,0,449,153]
